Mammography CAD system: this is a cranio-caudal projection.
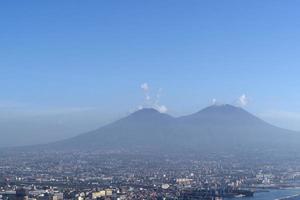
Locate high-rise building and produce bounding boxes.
[16,188,28,200]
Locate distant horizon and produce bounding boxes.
[1,103,298,148]
[1,1,300,146]
[2,2,300,200]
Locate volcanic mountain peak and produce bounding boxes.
[189,104,256,119]
[131,105,246,119]
[126,108,174,121]
[43,104,300,152]
[199,104,244,113]
[177,104,265,127]
[132,108,161,115]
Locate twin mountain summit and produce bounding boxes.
[37,104,300,154]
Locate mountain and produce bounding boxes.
[50,105,300,153]
[177,104,298,150]
[54,108,178,151]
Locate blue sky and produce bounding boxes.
[1,1,300,145]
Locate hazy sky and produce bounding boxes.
[1,1,300,146]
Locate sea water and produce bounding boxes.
[225,188,300,200]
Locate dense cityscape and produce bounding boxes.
[1,151,300,200]
[2,1,300,200]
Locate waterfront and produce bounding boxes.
[227,188,300,200]
[2,151,300,200]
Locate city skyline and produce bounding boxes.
[2,2,300,200]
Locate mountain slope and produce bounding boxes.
[177,104,298,149]
[51,105,300,152]
[55,108,179,151]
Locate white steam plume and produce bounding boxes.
[212,98,217,105]
[139,83,168,113]
[154,105,168,113]
[141,83,151,102]
[153,88,167,113]
[141,83,149,92]
[237,94,248,107]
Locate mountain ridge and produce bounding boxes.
[46,104,300,153]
